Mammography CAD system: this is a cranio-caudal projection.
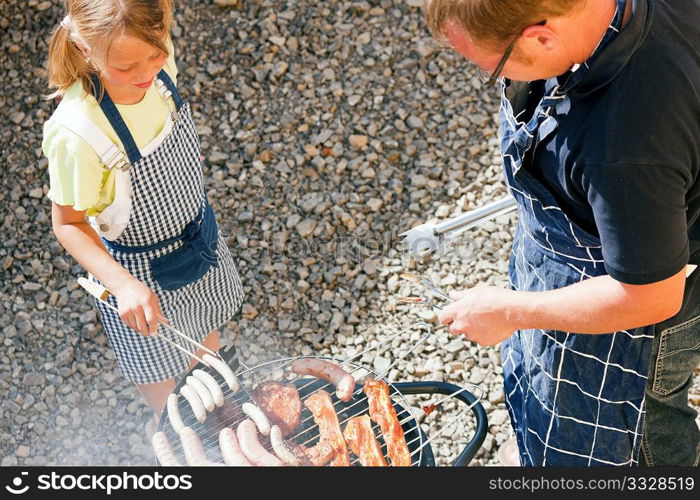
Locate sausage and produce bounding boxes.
[218,428,252,466]
[203,354,240,393]
[192,369,225,407]
[236,419,282,466]
[166,393,185,434]
[179,427,222,466]
[186,376,215,412]
[290,358,355,402]
[242,402,271,436]
[152,431,182,466]
[269,425,299,466]
[180,385,206,423]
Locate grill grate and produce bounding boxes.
[157,322,485,466]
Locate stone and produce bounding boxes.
[367,198,383,212]
[490,409,509,427]
[56,347,75,367]
[444,338,465,354]
[296,219,317,238]
[407,115,424,129]
[269,36,286,47]
[241,304,258,320]
[23,372,45,387]
[348,135,368,148]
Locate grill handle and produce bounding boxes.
[393,381,488,467]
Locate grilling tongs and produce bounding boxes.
[400,196,517,258]
[77,277,223,368]
[396,272,454,311]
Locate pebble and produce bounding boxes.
[295,219,317,238]
[348,135,368,148]
[23,372,45,387]
[367,198,383,212]
[407,115,424,129]
[56,347,75,367]
[490,409,509,427]
[10,111,24,124]
[444,338,465,354]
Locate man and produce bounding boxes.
[426,0,700,466]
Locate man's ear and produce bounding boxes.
[522,23,557,51]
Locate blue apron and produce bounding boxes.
[500,0,655,466]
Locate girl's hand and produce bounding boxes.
[112,278,164,336]
[437,286,520,346]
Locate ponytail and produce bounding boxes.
[45,21,97,100]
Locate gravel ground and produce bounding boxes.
[1,0,698,467]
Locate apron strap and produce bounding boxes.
[155,69,184,110]
[90,74,143,165]
[51,106,131,171]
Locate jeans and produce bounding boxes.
[641,312,700,466]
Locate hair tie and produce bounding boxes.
[60,14,72,31]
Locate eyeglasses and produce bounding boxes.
[478,20,546,87]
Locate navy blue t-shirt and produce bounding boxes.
[509,0,700,322]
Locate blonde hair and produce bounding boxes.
[425,0,584,49]
[46,0,173,100]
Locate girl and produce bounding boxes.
[42,0,244,428]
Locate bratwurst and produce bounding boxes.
[179,427,222,466]
[192,369,225,407]
[270,425,299,466]
[203,354,239,393]
[236,419,282,466]
[219,427,252,466]
[152,431,182,466]
[291,358,355,402]
[166,393,185,434]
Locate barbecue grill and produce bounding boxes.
[157,323,488,466]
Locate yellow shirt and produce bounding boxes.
[42,49,178,216]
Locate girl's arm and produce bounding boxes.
[51,202,164,336]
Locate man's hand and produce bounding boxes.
[437,285,520,346]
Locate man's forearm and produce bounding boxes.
[506,273,684,334]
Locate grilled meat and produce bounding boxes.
[363,379,412,466]
[251,381,302,437]
[304,390,351,466]
[343,415,388,466]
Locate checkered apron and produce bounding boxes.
[89,70,244,384]
[500,0,655,466]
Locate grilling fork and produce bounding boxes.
[77,277,222,367]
